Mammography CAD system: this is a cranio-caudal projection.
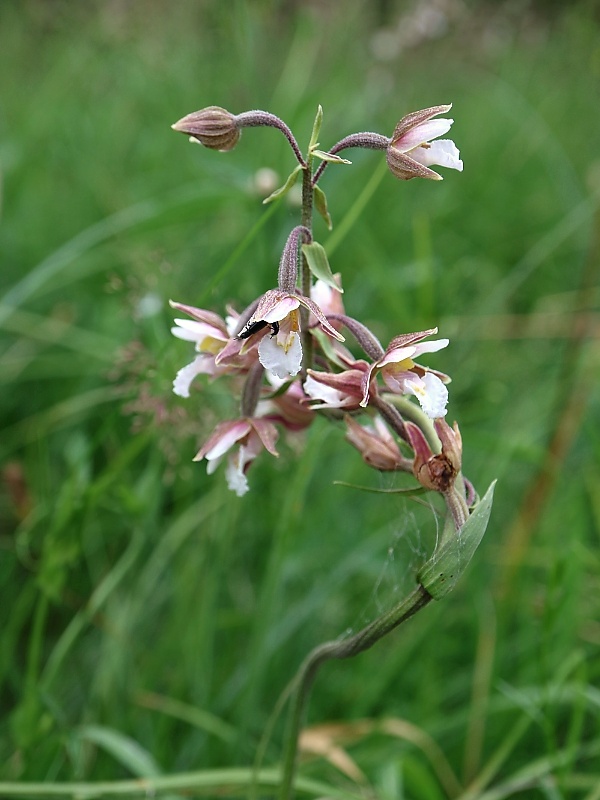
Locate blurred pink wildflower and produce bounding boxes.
[194,417,279,497]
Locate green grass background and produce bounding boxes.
[1,1,600,797]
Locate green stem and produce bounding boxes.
[300,159,314,374]
[279,584,432,800]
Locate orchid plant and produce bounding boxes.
[170,102,494,799]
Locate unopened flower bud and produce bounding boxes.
[406,419,461,492]
[345,415,405,471]
[172,106,240,152]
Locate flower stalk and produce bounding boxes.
[168,100,493,799]
[279,584,432,800]
[279,480,495,799]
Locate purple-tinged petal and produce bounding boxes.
[262,296,301,324]
[405,421,434,463]
[194,419,252,462]
[345,415,404,471]
[252,289,300,324]
[249,418,280,457]
[169,300,228,332]
[386,328,439,351]
[378,345,418,368]
[359,362,379,407]
[172,318,228,343]
[391,105,452,142]
[303,371,363,409]
[296,295,345,341]
[395,118,454,151]
[386,149,444,181]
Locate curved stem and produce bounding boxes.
[370,394,410,445]
[312,132,390,185]
[279,584,432,800]
[235,111,306,167]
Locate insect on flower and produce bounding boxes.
[237,319,280,340]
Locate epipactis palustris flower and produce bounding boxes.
[361,328,451,419]
[386,104,463,181]
[237,288,345,380]
[170,300,233,397]
[194,417,279,497]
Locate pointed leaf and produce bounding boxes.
[262,165,303,205]
[417,481,495,600]
[302,242,343,292]
[311,149,352,165]
[310,329,348,369]
[314,185,333,230]
[334,481,427,496]
[308,105,323,152]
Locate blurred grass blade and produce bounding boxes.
[136,692,236,743]
[0,767,366,798]
[75,724,162,778]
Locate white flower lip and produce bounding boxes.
[403,372,449,419]
[258,330,303,379]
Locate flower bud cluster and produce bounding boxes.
[169,103,467,505]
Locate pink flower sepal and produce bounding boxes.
[360,328,450,419]
[170,300,235,398]
[194,417,279,497]
[387,104,463,181]
[170,301,230,343]
[304,364,369,410]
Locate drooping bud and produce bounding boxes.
[172,106,240,152]
[345,415,406,471]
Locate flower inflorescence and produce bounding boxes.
[170,103,467,516]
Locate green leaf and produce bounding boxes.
[308,104,323,152]
[76,724,161,778]
[301,241,343,292]
[262,164,303,205]
[314,185,332,230]
[311,149,352,165]
[334,481,427,496]
[310,328,348,368]
[417,481,496,600]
